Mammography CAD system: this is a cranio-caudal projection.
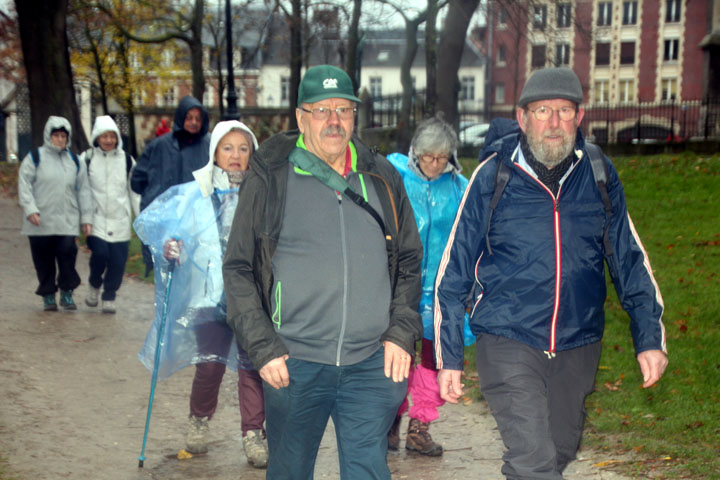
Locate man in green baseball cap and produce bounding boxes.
[223,65,423,478]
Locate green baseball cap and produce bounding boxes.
[297,65,361,106]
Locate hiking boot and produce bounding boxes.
[85,287,100,307]
[185,415,209,454]
[242,429,268,468]
[387,415,402,451]
[43,294,58,311]
[59,290,77,310]
[405,418,443,456]
[102,300,116,314]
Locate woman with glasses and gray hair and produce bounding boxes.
[386,115,474,456]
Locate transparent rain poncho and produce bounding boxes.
[387,153,475,345]
[134,181,252,381]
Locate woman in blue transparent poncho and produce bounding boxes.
[386,116,474,456]
[134,120,268,468]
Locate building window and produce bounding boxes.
[162,50,174,67]
[598,2,612,26]
[664,39,679,61]
[662,78,677,100]
[460,76,475,101]
[370,77,382,98]
[497,44,506,65]
[281,76,290,104]
[622,1,637,24]
[498,7,508,26]
[495,83,506,104]
[619,79,635,103]
[162,88,175,106]
[203,86,213,107]
[666,0,681,22]
[594,80,609,103]
[620,42,635,64]
[557,3,571,28]
[556,43,570,66]
[596,42,611,65]
[533,5,547,30]
[531,45,547,68]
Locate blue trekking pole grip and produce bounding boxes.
[138,259,176,468]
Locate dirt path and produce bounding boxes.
[0,195,631,479]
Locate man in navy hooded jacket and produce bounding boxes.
[131,95,210,274]
[435,68,668,479]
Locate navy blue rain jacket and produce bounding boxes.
[131,96,211,211]
[434,120,666,370]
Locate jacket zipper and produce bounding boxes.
[336,192,349,366]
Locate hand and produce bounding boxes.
[82,224,92,236]
[259,354,290,389]
[438,369,464,403]
[163,238,182,262]
[637,349,668,388]
[383,340,412,383]
[28,213,40,226]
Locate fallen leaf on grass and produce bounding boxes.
[177,449,193,460]
[593,459,623,467]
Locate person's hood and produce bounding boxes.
[173,95,209,137]
[43,116,72,152]
[407,146,462,182]
[90,115,123,151]
[192,120,259,197]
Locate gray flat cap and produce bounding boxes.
[518,68,583,107]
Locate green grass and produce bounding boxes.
[458,152,720,478]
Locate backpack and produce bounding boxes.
[30,147,80,190]
[482,120,614,259]
[85,148,133,177]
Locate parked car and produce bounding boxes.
[459,123,490,148]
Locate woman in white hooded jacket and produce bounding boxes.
[81,115,139,313]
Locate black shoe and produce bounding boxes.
[59,290,77,310]
[387,415,402,451]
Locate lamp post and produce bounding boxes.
[224,0,240,120]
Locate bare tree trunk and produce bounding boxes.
[16,0,89,151]
[397,19,421,153]
[345,0,363,92]
[288,0,303,129]
[425,0,439,116]
[189,0,205,101]
[436,0,479,127]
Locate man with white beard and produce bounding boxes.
[434,68,667,479]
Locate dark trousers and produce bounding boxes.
[263,347,407,480]
[189,362,265,435]
[86,236,129,301]
[475,334,602,480]
[28,235,81,296]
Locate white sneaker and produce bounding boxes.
[243,429,269,468]
[186,415,209,454]
[85,287,100,307]
[101,300,116,314]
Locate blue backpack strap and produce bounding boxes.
[30,148,40,167]
[485,158,511,256]
[584,142,614,257]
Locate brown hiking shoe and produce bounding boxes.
[405,418,443,456]
[387,415,402,451]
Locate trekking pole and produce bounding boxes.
[138,260,176,468]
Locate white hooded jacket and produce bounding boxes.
[18,116,93,236]
[81,115,140,242]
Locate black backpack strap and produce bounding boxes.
[84,148,94,171]
[125,152,133,177]
[585,142,614,257]
[485,158,511,256]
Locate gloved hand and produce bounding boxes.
[163,238,182,263]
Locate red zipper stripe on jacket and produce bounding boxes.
[515,164,561,353]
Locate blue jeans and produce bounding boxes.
[263,347,406,479]
[86,236,129,300]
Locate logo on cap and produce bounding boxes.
[323,78,339,89]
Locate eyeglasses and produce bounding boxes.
[526,105,577,122]
[300,106,357,121]
[418,153,450,164]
